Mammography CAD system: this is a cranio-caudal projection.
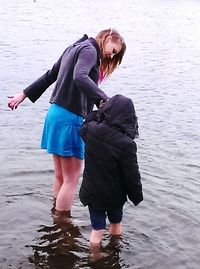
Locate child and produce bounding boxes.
[79,94,143,246]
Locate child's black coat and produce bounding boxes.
[79,94,143,210]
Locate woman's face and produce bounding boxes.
[102,38,122,59]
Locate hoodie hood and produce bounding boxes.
[99,94,139,139]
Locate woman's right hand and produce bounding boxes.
[8,92,26,110]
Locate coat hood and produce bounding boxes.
[99,94,139,139]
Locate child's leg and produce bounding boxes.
[109,222,122,235]
[89,230,109,262]
[88,204,106,244]
[90,229,104,244]
[107,207,123,236]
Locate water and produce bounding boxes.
[0,0,200,268]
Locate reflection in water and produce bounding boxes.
[28,208,123,269]
[29,208,88,269]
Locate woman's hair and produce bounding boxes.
[95,28,126,81]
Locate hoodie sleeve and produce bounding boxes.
[79,111,99,141]
[23,35,89,103]
[73,46,108,102]
[120,141,143,206]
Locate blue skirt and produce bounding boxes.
[41,104,85,160]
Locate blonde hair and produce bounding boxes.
[95,28,126,80]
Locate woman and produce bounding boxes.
[8,28,126,215]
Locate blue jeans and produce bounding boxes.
[88,204,123,230]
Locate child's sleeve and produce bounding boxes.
[79,111,99,141]
[120,142,143,206]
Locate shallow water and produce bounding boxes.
[0,0,200,268]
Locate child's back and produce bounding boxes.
[80,94,143,208]
[79,94,143,246]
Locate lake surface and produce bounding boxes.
[0,0,200,268]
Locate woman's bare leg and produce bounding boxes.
[55,156,83,211]
[52,154,63,199]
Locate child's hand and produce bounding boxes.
[99,100,105,108]
[99,98,109,108]
[8,92,26,110]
